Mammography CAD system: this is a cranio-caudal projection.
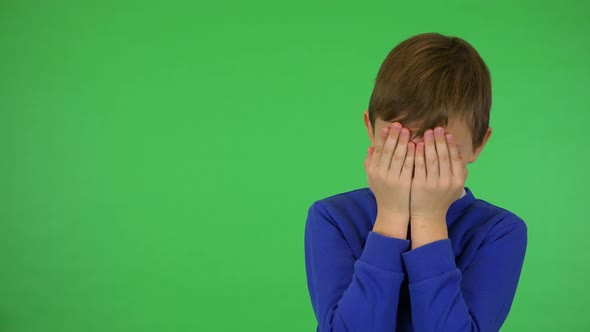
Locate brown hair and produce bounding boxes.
[368,33,491,151]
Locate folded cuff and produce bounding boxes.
[402,239,456,283]
[360,231,410,273]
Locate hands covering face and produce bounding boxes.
[364,122,468,220]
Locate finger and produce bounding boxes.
[434,127,450,178]
[369,126,390,168]
[462,160,469,179]
[379,122,402,170]
[389,127,410,176]
[424,129,438,179]
[364,146,373,170]
[400,141,415,180]
[414,141,426,180]
[446,133,463,177]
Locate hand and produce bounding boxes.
[410,127,467,221]
[364,122,416,238]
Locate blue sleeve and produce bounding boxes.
[304,202,410,332]
[401,219,528,332]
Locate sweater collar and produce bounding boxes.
[447,187,475,216]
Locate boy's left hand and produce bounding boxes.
[410,127,467,222]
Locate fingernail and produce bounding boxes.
[446,133,453,140]
[435,127,444,135]
[425,130,433,138]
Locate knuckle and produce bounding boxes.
[383,175,395,186]
[402,161,413,170]
[385,172,398,183]
[380,143,392,155]
[392,152,404,162]
[413,181,425,189]
[400,180,411,189]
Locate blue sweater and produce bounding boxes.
[304,187,527,332]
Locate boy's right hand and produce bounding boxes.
[364,122,415,237]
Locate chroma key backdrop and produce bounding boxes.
[1,1,588,331]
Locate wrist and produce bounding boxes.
[410,214,446,224]
[409,215,448,249]
[373,212,410,239]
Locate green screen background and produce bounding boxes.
[1,1,588,331]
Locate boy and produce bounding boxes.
[304,33,527,332]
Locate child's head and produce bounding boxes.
[363,32,493,164]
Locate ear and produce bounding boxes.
[467,127,493,164]
[363,110,375,146]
